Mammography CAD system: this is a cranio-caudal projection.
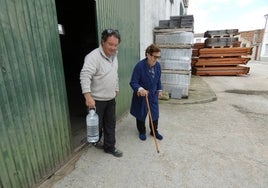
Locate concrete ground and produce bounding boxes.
[40,60,268,188]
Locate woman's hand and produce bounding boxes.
[158,91,163,99]
[137,89,148,97]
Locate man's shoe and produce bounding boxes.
[139,133,147,141]
[150,132,163,140]
[104,148,123,157]
[93,141,104,149]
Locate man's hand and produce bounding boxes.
[84,92,95,108]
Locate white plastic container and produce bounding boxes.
[86,108,99,143]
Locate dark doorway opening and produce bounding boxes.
[55,0,98,150]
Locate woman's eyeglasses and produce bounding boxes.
[151,54,161,59]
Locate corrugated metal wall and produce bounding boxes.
[95,0,140,117]
[0,0,71,187]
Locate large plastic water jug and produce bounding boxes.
[86,108,99,143]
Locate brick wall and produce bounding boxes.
[240,29,264,44]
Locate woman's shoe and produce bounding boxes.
[150,132,163,140]
[139,133,147,141]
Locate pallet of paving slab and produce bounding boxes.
[194,57,250,67]
[154,31,194,46]
[204,37,239,48]
[169,15,194,29]
[204,29,239,38]
[158,20,170,29]
[192,65,250,76]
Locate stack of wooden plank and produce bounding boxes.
[192,29,252,76]
[191,42,204,67]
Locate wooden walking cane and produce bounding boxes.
[145,95,160,153]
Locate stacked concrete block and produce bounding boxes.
[154,17,194,99]
[157,15,194,30]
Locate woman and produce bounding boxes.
[129,44,163,141]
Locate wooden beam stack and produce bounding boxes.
[192,29,252,76]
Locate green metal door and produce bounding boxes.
[0,0,71,187]
[95,0,140,118]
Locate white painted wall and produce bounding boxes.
[260,14,268,62]
[140,0,185,59]
[260,18,268,61]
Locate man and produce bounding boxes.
[80,29,122,157]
